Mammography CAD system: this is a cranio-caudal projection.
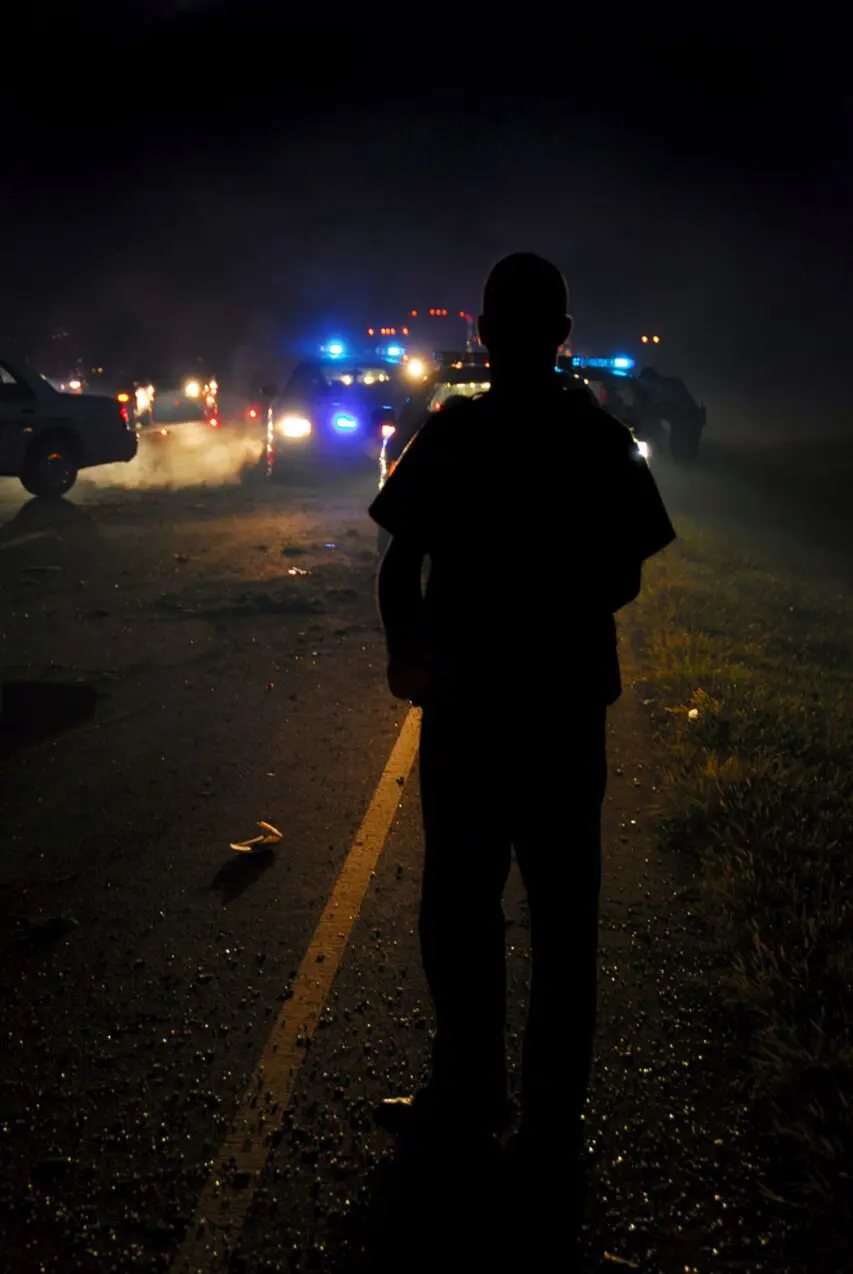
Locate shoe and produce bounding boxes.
[505,1123,588,1253]
[373,1088,512,1141]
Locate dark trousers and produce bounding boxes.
[418,691,607,1130]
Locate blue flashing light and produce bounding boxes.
[385,345,403,359]
[332,411,358,431]
[573,355,636,372]
[324,340,346,358]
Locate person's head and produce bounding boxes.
[478,253,571,376]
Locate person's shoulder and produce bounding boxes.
[417,393,488,442]
[559,384,636,452]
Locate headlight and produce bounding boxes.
[405,358,426,380]
[184,380,201,398]
[636,439,651,461]
[136,387,152,412]
[381,422,396,439]
[279,414,312,438]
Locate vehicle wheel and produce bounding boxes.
[20,435,80,498]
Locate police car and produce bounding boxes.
[561,356,705,464]
[374,352,661,554]
[264,340,416,480]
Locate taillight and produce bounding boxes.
[209,417,219,428]
[248,407,258,419]
[119,404,129,424]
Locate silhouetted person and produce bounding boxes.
[368,254,675,1175]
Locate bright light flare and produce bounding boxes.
[184,380,201,398]
[68,378,82,391]
[636,439,651,461]
[332,412,358,431]
[405,358,426,380]
[381,422,396,439]
[279,415,312,438]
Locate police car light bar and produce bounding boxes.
[572,355,636,371]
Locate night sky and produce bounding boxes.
[5,5,852,434]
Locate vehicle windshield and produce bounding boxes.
[327,367,396,388]
[428,379,490,410]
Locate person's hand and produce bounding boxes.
[387,653,431,703]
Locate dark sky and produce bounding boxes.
[5,5,853,432]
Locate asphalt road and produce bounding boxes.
[0,432,842,1274]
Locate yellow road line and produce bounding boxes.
[170,707,421,1274]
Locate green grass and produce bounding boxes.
[633,522,853,1235]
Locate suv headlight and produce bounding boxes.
[279,415,312,438]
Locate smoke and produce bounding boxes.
[79,425,264,493]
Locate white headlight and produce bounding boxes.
[185,380,201,398]
[637,439,651,461]
[279,415,312,438]
[406,358,426,380]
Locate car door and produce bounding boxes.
[0,361,40,473]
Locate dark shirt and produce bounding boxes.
[369,375,675,705]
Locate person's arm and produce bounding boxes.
[609,559,642,612]
[377,535,427,660]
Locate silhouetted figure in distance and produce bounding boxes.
[369,254,676,1200]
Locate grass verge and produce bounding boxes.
[633,519,853,1247]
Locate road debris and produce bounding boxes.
[230,820,283,853]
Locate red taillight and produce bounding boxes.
[209,417,219,428]
[119,405,129,423]
[248,407,258,419]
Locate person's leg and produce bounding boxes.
[512,703,607,1141]
[417,695,513,1121]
